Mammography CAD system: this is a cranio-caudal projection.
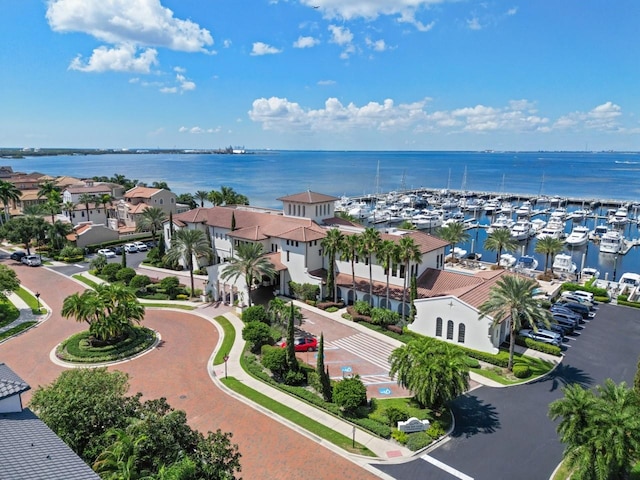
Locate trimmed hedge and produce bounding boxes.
[512,364,531,378]
[617,295,640,309]
[406,431,433,451]
[560,282,608,298]
[515,336,562,356]
[56,327,156,363]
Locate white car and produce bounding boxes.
[97,248,116,258]
[21,255,42,267]
[124,243,138,253]
[134,241,148,251]
[519,328,562,347]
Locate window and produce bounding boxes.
[295,241,299,247]
[171,198,174,203]
[159,199,163,205]
[458,323,466,343]
[435,317,443,337]
[446,320,454,340]
[286,250,290,262]
[400,264,406,278]
[319,249,322,256]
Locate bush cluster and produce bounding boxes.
[57,327,156,363]
[406,431,433,451]
[560,282,608,298]
[515,336,562,356]
[316,301,344,310]
[288,281,319,301]
[512,364,531,378]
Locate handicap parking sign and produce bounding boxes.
[378,387,392,395]
[341,366,352,373]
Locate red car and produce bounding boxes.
[281,336,318,352]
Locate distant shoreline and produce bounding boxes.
[0,147,251,159]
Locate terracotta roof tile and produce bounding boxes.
[276,191,339,204]
[125,186,162,198]
[265,252,287,271]
[229,225,268,241]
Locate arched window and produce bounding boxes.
[446,320,454,340]
[435,317,443,337]
[458,323,466,343]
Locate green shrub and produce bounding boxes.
[515,336,562,356]
[129,275,151,290]
[384,406,409,427]
[283,369,306,386]
[288,281,320,301]
[464,356,480,369]
[115,267,136,285]
[60,245,83,258]
[333,376,367,413]
[137,292,170,300]
[512,364,531,378]
[426,421,446,439]
[242,305,268,324]
[325,306,339,313]
[0,302,20,327]
[371,308,400,326]
[57,327,155,363]
[351,417,392,439]
[391,429,409,445]
[260,345,288,378]
[242,321,274,352]
[353,300,372,316]
[175,294,189,300]
[406,431,433,451]
[560,282,607,298]
[101,263,122,282]
[159,276,181,298]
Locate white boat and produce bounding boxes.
[411,212,443,229]
[516,255,539,272]
[608,207,629,226]
[483,198,502,215]
[499,201,514,215]
[599,230,624,254]
[510,220,534,240]
[537,216,565,240]
[531,218,546,233]
[618,272,640,289]
[487,214,514,233]
[589,224,609,241]
[549,207,568,221]
[515,201,533,217]
[499,253,517,268]
[449,247,468,259]
[347,202,370,219]
[570,208,591,222]
[565,225,590,246]
[553,253,577,274]
[581,267,600,280]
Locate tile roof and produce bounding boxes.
[0,409,100,479]
[0,363,30,400]
[276,191,339,204]
[127,203,150,214]
[65,185,113,194]
[265,252,287,271]
[229,225,268,241]
[125,186,162,199]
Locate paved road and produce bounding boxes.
[0,263,379,480]
[375,303,640,479]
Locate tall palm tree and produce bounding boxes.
[98,193,114,219]
[48,220,73,250]
[220,242,276,306]
[36,180,59,200]
[78,193,95,221]
[377,239,399,307]
[436,222,470,261]
[165,229,212,297]
[535,236,565,274]
[44,191,62,224]
[359,227,381,306]
[62,201,75,221]
[479,275,552,371]
[340,233,360,304]
[397,236,422,322]
[135,206,166,243]
[208,190,224,206]
[389,337,469,409]
[484,228,518,265]
[0,180,22,225]
[194,190,209,207]
[321,228,344,302]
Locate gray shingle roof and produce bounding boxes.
[0,409,100,479]
[0,363,30,400]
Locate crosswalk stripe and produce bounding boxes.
[327,333,395,372]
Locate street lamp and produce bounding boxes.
[223,354,229,379]
[35,292,40,311]
[613,255,619,282]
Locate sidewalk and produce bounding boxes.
[0,290,48,336]
[207,308,413,465]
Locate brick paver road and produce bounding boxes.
[0,261,379,480]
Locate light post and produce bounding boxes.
[613,254,619,282]
[35,292,40,312]
[223,354,229,379]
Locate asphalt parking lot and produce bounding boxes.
[375,302,640,480]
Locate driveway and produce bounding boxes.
[374,303,640,480]
[0,263,379,480]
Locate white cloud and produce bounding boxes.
[251,42,282,56]
[555,102,623,131]
[160,86,178,94]
[46,0,213,52]
[173,66,186,73]
[467,16,482,30]
[507,7,518,16]
[293,36,320,48]
[317,79,336,86]
[158,71,196,94]
[365,38,389,52]
[69,44,158,73]
[328,25,353,45]
[223,39,232,48]
[303,0,445,23]
[178,125,221,134]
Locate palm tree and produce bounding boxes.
[389,337,469,409]
[484,228,518,265]
[61,290,103,328]
[93,429,148,480]
[165,229,212,297]
[321,228,344,302]
[98,193,114,219]
[0,180,22,225]
[194,190,209,207]
[436,222,470,262]
[206,190,223,206]
[535,236,565,274]
[220,242,276,306]
[43,191,62,224]
[62,201,75,221]
[359,227,381,306]
[36,180,59,200]
[479,275,552,371]
[78,193,95,221]
[397,236,422,322]
[340,233,360,304]
[267,297,288,326]
[377,239,399,307]
[48,220,73,250]
[136,206,166,243]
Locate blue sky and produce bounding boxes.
[1,0,639,151]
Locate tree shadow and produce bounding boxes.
[449,394,501,438]
[529,362,593,392]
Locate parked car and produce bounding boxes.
[519,328,562,347]
[124,243,138,253]
[537,322,566,337]
[21,254,41,267]
[134,241,148,251]
[562,290,594,302]
[551,313,579,332]
[110,246,123,255]
[145,240,157,249]
[97,248,116,258]
[281,336,318,352]
[555,301,595,319]
[560,293,595,309]
[550,305,584,324]
[10,251,27,261]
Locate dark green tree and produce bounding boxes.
[0,265,20,299]
[484,228,518,265]
[397,235,422,322]
[436,222,470,261]
[333,375,367,413]
[231,212,236,231]
[409,275,418,323]
[286,302,299,372]
[316,333,332,401]
[165,229,212,297]
[220,242,275,307]
[341,233,360,304]
[242,321,274,353]
[321,228,344,302]
[359,227,382,306]
[1,215,47,254]
[122,248,127,268]
[635,355,640,396]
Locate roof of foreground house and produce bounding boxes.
[125,186,164,199]
[276,191,339,204]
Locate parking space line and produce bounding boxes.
[421,454,474,480]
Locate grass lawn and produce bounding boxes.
[143,303,195,310]
[72,274,99,289]
[0,321,37,341]
[472,354,556,385]
[221,377,375,457]
[213,315,235,365]
[14,287,45,315]
[370,397,432,420]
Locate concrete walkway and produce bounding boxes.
[0,289,48,337]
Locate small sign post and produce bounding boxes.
[223,354,229,379]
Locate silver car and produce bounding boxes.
[21,255,41,267]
